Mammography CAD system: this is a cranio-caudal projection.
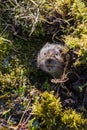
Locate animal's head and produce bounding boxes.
[37,43,67,77]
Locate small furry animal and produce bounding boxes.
[37,42,67,78]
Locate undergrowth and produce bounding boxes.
[0,0,87,129]
[30,91,87,130]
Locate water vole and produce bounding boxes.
[37,43,67,78]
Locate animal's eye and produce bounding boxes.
[59,49,62,53]
[55,52,58,55]
[44,52,46,55]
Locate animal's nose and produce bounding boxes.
[47,58,52,63]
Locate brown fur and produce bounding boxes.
[37,43,66,78]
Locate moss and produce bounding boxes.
[65,34,87,65]
[0,0,87,129]
[61,109,87,130]
[31,91,87,130]
[31,91,62,129]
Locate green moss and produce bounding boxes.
[31,91,87,130]
[31,91,62,129]
[0,0,87,129]
[61,109,87,130]
[65,34,87,65]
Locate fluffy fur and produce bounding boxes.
[37,43,66,78]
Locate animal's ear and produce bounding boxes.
[44,42,50,48]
